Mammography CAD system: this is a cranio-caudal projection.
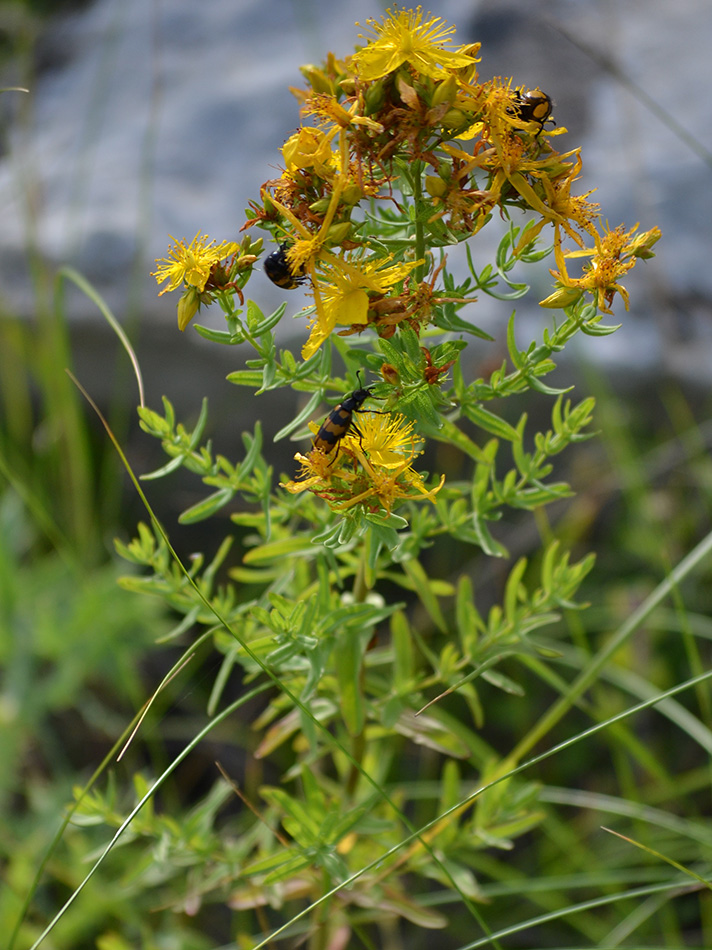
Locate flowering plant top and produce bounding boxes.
[151,5,659,521]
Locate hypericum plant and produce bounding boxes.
[90,7,661,947]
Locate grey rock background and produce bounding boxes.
[0,0,710,424]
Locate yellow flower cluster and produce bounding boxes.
[244,5,657,351]
[154,6,659,347]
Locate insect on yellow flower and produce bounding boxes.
[281,407,444,516]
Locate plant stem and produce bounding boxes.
[412,160,427,282]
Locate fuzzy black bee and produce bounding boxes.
[263,243,307,289]
[511,88,555,134]
[313,372,375,455]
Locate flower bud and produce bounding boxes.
[380,363,400,384]
[299,64,332,95]
[630,226,662,259]
[432,74,458,109]
[441,107,472,132]
[425,176,448,199]
[364,80,387,115]
[324,221,352,245]
[437,161,452,181]
[539,286,583,309]
[177,287,201,331]
[309,197,332,214]
[342,183,363,206]
[242,234,263,255]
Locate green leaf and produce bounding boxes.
[243,536,318,563]
[402,557,448,633]
[178,488,235,524]
[391,610,414,690]
[581,319,622,336]
[472,512,508,558]
[463,403,520,442]
[335,629,367,737]
[527,373,573,396]
[252,302,287,334]
[434,307,495,339]
[193,324,244,345]
[504,556,528,623]
[226,369,264,387]
[273,390,323,442]
[436,419,488,463]
[506,311,524,369]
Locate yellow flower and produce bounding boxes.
[282,126,338,174]
[305,94,385,135]
[341,411,420,467]
[152,233,238,296]
[353,7,477,82]
[302,255,421,360]
[544,223,661,314]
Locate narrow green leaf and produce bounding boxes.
[236,423,263,477]
[436,419,488,462]
[243,536,317,563]
[463,403,520,442]
[336,629,366,737]
[139,456,185,480]
[504,556,527,623]
[226,369,264,387]
[252,302,287,334]
[193,324,244,345]
[178,488,235,524]
[402,557,448,633]
[434,307,495,338]
[506,311,524,369]
[526,372,573,396]
[472,512,508,558]
[391,610,414,690]
[581,320,622,336]
[274,390,323,442]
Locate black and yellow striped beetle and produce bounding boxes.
[313,372,376,455]
[264,242,307,289]
[511,88,554,134]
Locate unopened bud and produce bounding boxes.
[441,108,472,132]
[381,363,399,384]
[242,234,263,255]
[425,176,448,199]
[324,221,352,245]
[342,183,362,206]
[364,80,387,114]
[177,287,201,331]
[299,64,332,95]
[432,74,458,109]
[539,286,583,309]
[309,197,332,214]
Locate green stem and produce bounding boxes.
[345,531,372,795]
[411,160,427,282]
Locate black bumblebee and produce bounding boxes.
[511,88,555,134]
[313,372,375,455]
[263,242,307,289]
